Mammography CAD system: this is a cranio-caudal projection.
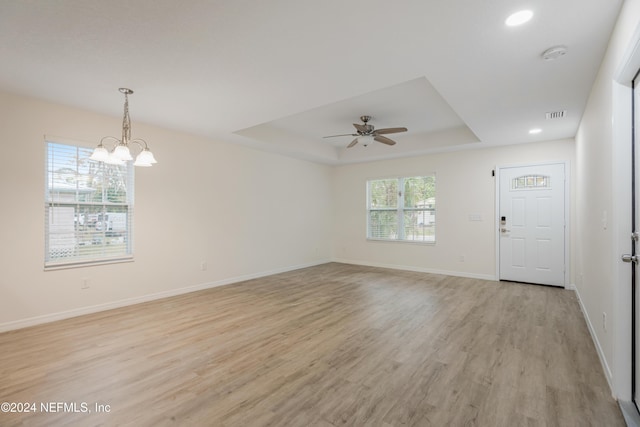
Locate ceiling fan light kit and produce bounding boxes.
[323,115,407,148]
[359,135,374,147]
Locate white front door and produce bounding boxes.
[498,163,566,287]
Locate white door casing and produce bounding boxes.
[633,71,640,410]
[497,163,567,287]
[610,10,640,407]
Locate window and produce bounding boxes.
[367,175,436,242]
[511,174,551,190]
[45,140,134,268]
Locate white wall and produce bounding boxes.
[575,0,640,399]
[0,91,333,330]
[332,140,576,280]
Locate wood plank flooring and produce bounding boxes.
[0,263,624,426]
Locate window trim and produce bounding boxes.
[366,175,436,244]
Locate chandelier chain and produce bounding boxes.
[122,92,131,145]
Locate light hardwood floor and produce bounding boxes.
[0,263,625,426]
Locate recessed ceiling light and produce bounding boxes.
[529,128,542,134]
[506,10,533,27]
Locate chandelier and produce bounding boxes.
[90,88,157,167]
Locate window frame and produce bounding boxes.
[44,137,135,270]
[366,175,436,244]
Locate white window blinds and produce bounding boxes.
[45,140,134,268]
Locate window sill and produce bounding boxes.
[44,257,134,271]
[366,238,436,246]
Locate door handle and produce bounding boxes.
[501,228,511,233]
[621,254,638,263]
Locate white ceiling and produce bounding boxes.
[0,0,623,164]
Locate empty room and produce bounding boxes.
[1,1,640,426]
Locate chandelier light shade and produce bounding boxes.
[90,88,157,167]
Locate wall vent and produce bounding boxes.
[545,110,567,119]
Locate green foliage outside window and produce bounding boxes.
[367,175,435,242]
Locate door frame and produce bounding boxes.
[495,161,571,288]
[612,21,640,404]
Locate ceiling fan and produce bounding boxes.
[323,115,408,148]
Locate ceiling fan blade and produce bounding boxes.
[373,127,408,135]
[347,138,359,148]
[353,123,368,133]
[323,133,357,138]
[374,135,396,146]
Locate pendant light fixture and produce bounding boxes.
[90,88,157,167]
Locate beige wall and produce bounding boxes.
[332,140,576,280]
[0,91,333,329]
[2,2,639,403]
[0,89,578,330]
[575,0,640,398]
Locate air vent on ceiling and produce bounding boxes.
[545,110,567,120]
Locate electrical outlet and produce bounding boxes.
[81,278,90,289]
[200,261,207,271]
[459,255,465,262]
[602,312,607,332]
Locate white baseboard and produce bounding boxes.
[0,259,546,333]
[572,285,615,396]
[0,259,331,333]
[331,258,497,281]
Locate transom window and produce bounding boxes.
[366,175,436,242]
[512,174,551,190]
[45,140,134,268]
